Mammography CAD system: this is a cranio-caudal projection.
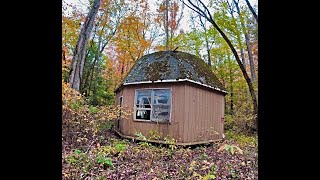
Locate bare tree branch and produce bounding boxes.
[244,0,258,22]
[182,0,258,130]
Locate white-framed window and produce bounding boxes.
[134,88,172,122]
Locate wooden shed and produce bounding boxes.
[114,51,227,145]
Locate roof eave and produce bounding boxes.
[115,79,228,94]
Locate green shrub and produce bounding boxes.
[225,130,258,148]
[96,155,113,167]
[164,137,177,151]
[88,105,99,113]
[149,129,161,140]
[64,150,90,168]
[97,121,114,131]
[112,139,127,155]
[217,144,243,155]
[224,113,257,134]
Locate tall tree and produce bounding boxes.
[225,0,246,69]
[198,15,212,67]
[182,0,258,130]
[224,0,253,112]
[234,0,256,82]
[62,2,85,81]
[244,0,257,22]
[155,0,184,50]
[173,27,203,57]
[68,0,101,91]
[81,0,128,95]
[227,51,234,115]
[210,34,244,116]
[113,15,151,80]
[166,0,169,50]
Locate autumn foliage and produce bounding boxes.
[62,81,129,148]
[62,0,258,179]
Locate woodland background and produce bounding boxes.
[62,0,258,179]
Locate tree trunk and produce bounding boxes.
[92,69,99,105]
[120,62,125,77]
[80,55,91,93]
[87,61,97,97]
[68,0,101,91]
[81,22,100,95]
[62,48,66,64]
[199,16,212,67]
[228,53,234,115]
[184,0,258,131]
[228,8,246,69]
[165,0,169,50]
[226,1,251,114]
[234,0,256,82]
[244,0,258,23]
[125,59,131,75]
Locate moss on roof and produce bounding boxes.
[120,51,226,92]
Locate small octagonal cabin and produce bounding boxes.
[114,51,227,145]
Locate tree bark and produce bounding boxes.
[165,0,169,50]
[80,55,91,93]
[92,65,100,106]
[226,1,246,69]
[62,48,66,65]
[86,51,99,97]
[244,0,258,23]
[198,16,212,67]
[81,18,100,94]
[227,53,234,115]
[68,0,101,91]
[226,0,251,114]
[183,0,258,131]
[234,0,256,82]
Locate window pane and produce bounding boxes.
[135,89,171,122]
[153,89,171,105]
[136,90,151,108]
[136,109,151,120]
[135,90,152,120]
[152,105,170,121]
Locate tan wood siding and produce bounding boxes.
[116,82,224,144]
[182,84,225,143]
[118,83,183,140]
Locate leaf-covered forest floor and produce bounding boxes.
[63,127,258,179]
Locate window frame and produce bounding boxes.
[133,88,172,123]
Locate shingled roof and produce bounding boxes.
[115,51,227,94]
